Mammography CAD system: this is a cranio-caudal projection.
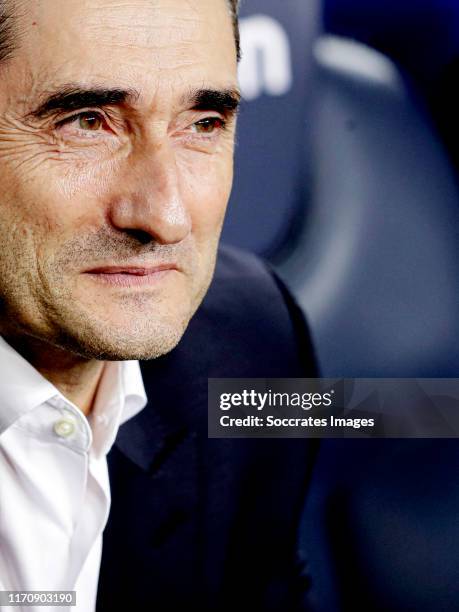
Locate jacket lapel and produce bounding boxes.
[97,351,207,608]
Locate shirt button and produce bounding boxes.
[53,418,76,438]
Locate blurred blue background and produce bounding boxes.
[325,0,459,93]
[231,6,459,610]
[222,0,459,378]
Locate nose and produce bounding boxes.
[107,142,191,245]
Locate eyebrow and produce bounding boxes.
[27,86,140,119]
[187,88,241,116]
[26,85,241,120]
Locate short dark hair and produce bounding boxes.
[227,0,241,61]
[0,0,240,65]
[0,1,16,63]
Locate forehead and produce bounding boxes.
[11,0,237,104]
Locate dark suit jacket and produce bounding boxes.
[96,245,318,611]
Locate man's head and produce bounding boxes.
[0,0,240,361]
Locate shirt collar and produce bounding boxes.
[88,359,147,457]
[119,359,148,424]
[0,335,59,434]
[0,335,148,449]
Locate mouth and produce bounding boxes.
[83,264,179,288]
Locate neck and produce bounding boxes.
[2,334,105,417]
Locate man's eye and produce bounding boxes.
[57,111,105,131]
[192,117,225,134]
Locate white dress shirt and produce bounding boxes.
[0,335,147,612]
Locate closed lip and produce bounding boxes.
[84,264,179,275]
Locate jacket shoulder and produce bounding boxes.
[193,243,317,378]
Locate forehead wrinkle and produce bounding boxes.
[76,4,205,49]
[30,12,225,78]
[9,0,236,70]
[19,1,207,61]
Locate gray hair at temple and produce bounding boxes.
[0,0,241,64]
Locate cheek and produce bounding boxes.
[6,175,83,242]
[0,164,55,246]
[0,165,106,281]
[44,155,119,204]
[10,156,118,238]
[178,150,234,240]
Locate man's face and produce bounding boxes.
[0,0,239,360]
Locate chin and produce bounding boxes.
[52,308,191,361]
[64,325,186,361]
[42,271,213,361]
